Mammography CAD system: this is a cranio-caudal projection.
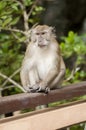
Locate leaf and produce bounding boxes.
[1,16,7,20]
[0,1,6,10]
[29,18,34,23]
[68,31,75,38]
[2,17,12,27]
[12,4,19,11]
[10,17,20,25]
[24,0,33,6]
[74,44,81,53]
[35,6,44,12]
[0,19,2,25]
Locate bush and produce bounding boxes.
[60,31,86,84]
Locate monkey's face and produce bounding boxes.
[31,25,54,47]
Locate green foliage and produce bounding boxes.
[61,31,86,58]
[24,0,33,6]
[60,31,86,83]
[0,33,24,87]
[0,34,23,73]
[0,0,44,92]
[70,124,85,130]
[29,5,44,24]
[0,0,44,27]
[0,0,20,28]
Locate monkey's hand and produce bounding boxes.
[28,84,39,93]
[36,81,50,93]
[23,84,38,93]
[27,82,50,93]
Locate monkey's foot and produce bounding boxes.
[45,87,50,94]
[36,87,50,94]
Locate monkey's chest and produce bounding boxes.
[36,56,56,79]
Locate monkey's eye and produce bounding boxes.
[41,32,46,35]
[36,33,40,35]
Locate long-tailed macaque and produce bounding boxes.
[20,25,66,93]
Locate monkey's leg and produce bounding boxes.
[28,69,40,92]
[50,68,65,89]
[50,57,66,89]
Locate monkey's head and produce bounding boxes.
[31,25,55,47]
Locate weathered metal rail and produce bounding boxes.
[0,81,86,114]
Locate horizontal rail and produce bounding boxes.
[0,100,86,130]
[0,81,86,114]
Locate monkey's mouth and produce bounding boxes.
[38,44,47,47]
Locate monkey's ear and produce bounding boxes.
[49,26,56,33]
[30,28,35,37]
[30,24,38,33]
[30,29,36,42]
[29,29,33,42]
[49,26,56,38]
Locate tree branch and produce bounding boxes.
[14,0,29,32]
[28,0,39,19]
[12,32,23,42]
[2,68,21,87]
[1,27,25,35]
[0,72,26,92]
[0,85,16,91]
[65,66,80,82]
[0,85,26,93]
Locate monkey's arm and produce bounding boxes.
[20,68,29,92]
[50,56,66,88]
[20,58,31,92]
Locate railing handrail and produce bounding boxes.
[0,81,86,114]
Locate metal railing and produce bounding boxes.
[0,81,86,130]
